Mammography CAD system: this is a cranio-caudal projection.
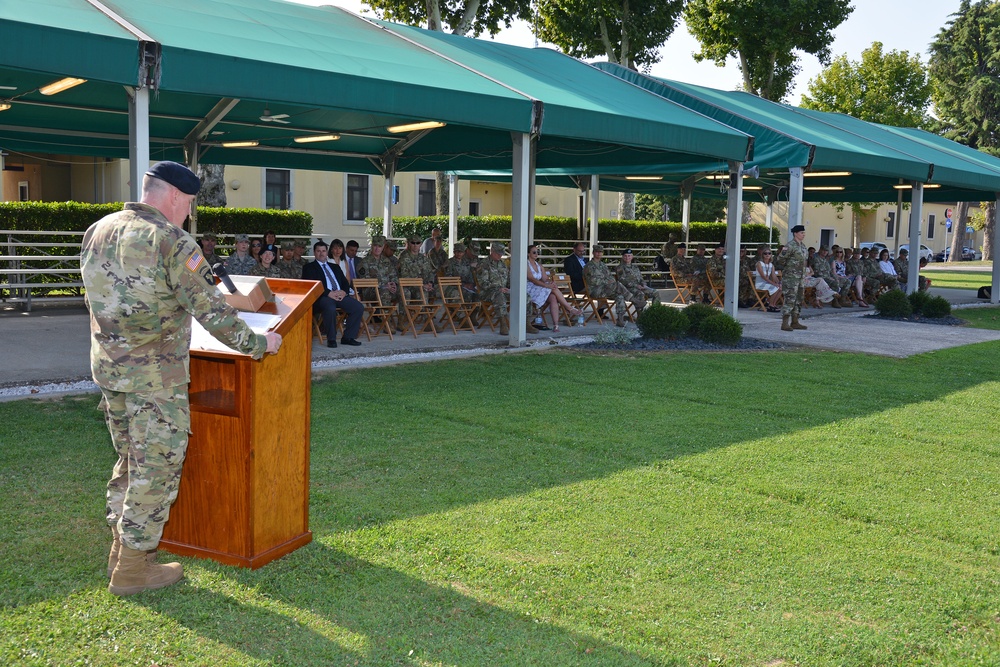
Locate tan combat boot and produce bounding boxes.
[831,294,842,308]
[781,314,793,331]
[107,525,158,578]
[840,293,852,307]
[526,321,539,334]
[499,316,509,336]
[791,313,808,330]
[108,545,183,596]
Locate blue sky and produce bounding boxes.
[290,0,960,104]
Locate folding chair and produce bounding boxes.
[472,272,499,331]
[707,272,725,308]
[747,271,772,313]
[352,278,394,341]
[437,276,477,334]
[397,278,438,337]
[313,310,346,343]
[582,275,617,325]
[553,272,587,326]
[669,266,693,304]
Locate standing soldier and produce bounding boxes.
[778,224,809,331]
[584,245,633,325]
[476,241,538,335]
[614,248,659,310]
[81,161,281,596]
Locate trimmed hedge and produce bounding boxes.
[366,215,772,244]
[0,202,313,237]
[636,303,690,340]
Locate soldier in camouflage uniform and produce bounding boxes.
[810,246,849,306]
[614,248,659,310]
[426,235,449,273]
[893,248,911,292]
[223,233,258,275]
[383,239,400,274]
[689,244,711,302]
[738,246,755,307]
[660,233,678,265]
[777,224,809,331]
[584,245,633,325]
[292,239,309,275]
[250,247,281,278]
[858,248,885,300]
[81,162,281,596]
[398,234,438,303]
[276,243,302,279]
[198,231,224,268]
[465,241,481,276]
[476,241,538,335]
[442,242,477,301]
[356,234,400,314]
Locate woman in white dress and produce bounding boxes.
[526,245,581,332]
[754,245,782,312]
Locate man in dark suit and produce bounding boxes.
[302,239,364,348]
[563,242,588,294]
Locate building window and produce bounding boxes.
[265,169,290,209]
[347,174,369,221]
[886,211,895,238]
[468,200,481,216]
[927,213,936,239]
[418,178,436,216]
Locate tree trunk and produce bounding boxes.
[435,171,449,215]
[984,201,995,261]
[197,164,226,207]
[949,201,970,263]
[619,192,635,220]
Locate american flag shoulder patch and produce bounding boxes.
[186,251,204,272]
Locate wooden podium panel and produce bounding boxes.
[160,278,321,568]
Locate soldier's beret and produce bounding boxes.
[593,244,605,253]
[622,248,633,255]
[200,231,218,240]
[453,243,466,253]
[145,161,201,195]
[790,224,806,233]
[677,243,686,249]
[262,244,278,255]
[235,233,250,243]
[371,234,386,246]
[489,241,507,254]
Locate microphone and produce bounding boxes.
[212,263,238,295]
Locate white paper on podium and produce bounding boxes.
[190,311,282,354]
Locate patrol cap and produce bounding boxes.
[622,248,633,255]
[790,224,806,233]
[469,241,481,252]
[898,248,909,255]
[235,233,250,243]
[293,239,308,248]
[145,161,201,195]
[201,231,218,240]
[453,242,466,253]
[371,234,386,246]
[593,244,605,253]
[489,241,507,254]
[408,234,422,244]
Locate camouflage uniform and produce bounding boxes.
[738,252,756,306]
[707,253,726,282]
[778,238,808,318]
[81,202,267,552]
[810,252,850,298]
[398,247,437,303]
[442,244,477,302]
[223,251,258,276]
[357,251,400,309]
[250,262,282,278]
[427,246,449,273]
[689,249,710,301]
[584,256,632,321]
[893,256,910,291]
[860,255,885,298]
[615,262,659,307]
[276,258,302,279]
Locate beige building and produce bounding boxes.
[1,154,980,255]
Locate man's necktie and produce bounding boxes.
[322,263,339,291]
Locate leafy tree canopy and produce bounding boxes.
[635,193,727,222]
[684,0,853,101]
[801,41,931,127]
[536,0,685,71]
[363,0,530,37]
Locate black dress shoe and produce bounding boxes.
[341,337,362,346]
[327,340,337,348]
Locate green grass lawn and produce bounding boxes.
[922,264,991,290]
[2,342,1000,666]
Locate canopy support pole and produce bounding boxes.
[765,201,774,242]
[682,192,691,246]
[126,86,150,203]
[382,162,396,239]
[893,188,903,256]
[788,167,804,235]
[723,161,744,317]
[527,137,537,243]
[448,173,458,252]
[589,175,600,255]
[906,182,923,293]
[993,194,1000,304]
[510,132,532,347]
[184,141,200,235]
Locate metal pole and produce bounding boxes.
[723,162,744,317]
[907,182,923,293]
[589,175,600,255]
[448,173,458,253]
[382,168,395,238]
[510,132,531,346]
[127,86,150,202]
[682,192,691,246]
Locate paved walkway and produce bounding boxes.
[3,285,1000,398]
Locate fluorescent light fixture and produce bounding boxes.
[804,171,852,177]
[39,77,86,95]
[293,133,341,144]
[743,186,763,191]
[387,120,446,133]
[893,183,942,190]
[0,102,10,112]
[222,140,259,148]
[803,186,845,191]
[625,175,663,181]
[705,173,755,180]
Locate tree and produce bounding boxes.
[363,0,531,214]
[801,41,931,127]
[197,164,226,208]
[929,0,1000,261]
[536,0,685,71]
[684,0,853,102]
[635,193,727,222]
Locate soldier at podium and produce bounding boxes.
[81,161,282,597]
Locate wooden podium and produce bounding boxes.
[160,278,321,569]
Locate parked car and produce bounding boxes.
[898,243,933,262]
[933,246,977,262]
[859,242,892,259]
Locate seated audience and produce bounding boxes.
[302,239,364,348]
[803,266,838,307]
[833,247,867,307]
[224,233,258,275]
[526,244,582,332]
[754,245,782,312]
[563,242,588,294]
[276,242,302,279]
[198,231,224,267]
[250,246,281,278]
